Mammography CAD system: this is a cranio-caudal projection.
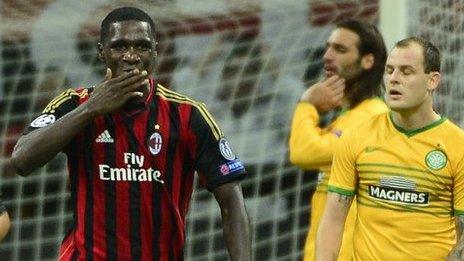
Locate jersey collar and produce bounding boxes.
[389,111,447,137]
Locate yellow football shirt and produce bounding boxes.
[289,98,388,261]
[329,112,464,260]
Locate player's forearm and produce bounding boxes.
[316,213,344,261]
[316,192,352,261]
[289,103,335,169]
[316,217,344,261]
[448,241,464,261]
[222,204,251,261]
[214,183,251,261]
[11,104,95,176]
[448,215,464,260]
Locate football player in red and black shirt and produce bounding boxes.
[10,7,250,261]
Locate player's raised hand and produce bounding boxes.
[299,75,345,113]
[85,68,149,116]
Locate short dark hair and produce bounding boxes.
[394,37,441,73]
[336,19,387,108]
[100,7,156,43]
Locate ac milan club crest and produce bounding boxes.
[148,132,163,155]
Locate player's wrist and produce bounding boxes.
[298,94,308,103]
[299,92,322,109]
[299,98,324,112]
[79,102,100,120]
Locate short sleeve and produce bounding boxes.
[453,156,464,215]
[327,130,358,196]
[24,88,82,134]
[190,104,246,192]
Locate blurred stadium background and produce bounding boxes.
[1,0,463,260]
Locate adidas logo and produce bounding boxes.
[96,130,114,143]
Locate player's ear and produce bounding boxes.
[361,53,374,70]
[97,42,105,61]
[427,71,441,92]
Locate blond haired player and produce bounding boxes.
[289,20,388,260]
[317,37,464,260]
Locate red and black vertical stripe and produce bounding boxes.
[154,98,174,260]
[103,116,117,260]
[83,125,95,261]
[165,102,180,194]
[65,138,80,261]
[166,102,181,260]
[124,116,142,260]
[179,106,196,219]
[147,99,162,260]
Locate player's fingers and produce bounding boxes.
[331,91,344,102]
[120,76,149,92]
[111,69,143,83]
[323,75,341,86]
[117,92,143,107]
[329,78,345,91]
[122,78,149,94]
[133,91,144,98]
[332,82,345,95]
[104,68,112,81]
[93,68,113,92]
[332,92,344,105]
[121,91,144,104]
[113,70,148,89]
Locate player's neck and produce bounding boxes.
[391,105,440,131]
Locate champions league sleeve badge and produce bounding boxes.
[218,138,244,175]
[219,138,236,160]
[30,114,56,128]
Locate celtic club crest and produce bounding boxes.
[425,150,447,170]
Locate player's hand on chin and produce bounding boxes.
[300,75,345,114]
[86,68,149,116]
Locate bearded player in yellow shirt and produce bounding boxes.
[317,37,464,261]
[289,20,388,260]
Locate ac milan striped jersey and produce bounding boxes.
[26,79,246,261]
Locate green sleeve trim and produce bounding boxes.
[328,185,355,196]
[454,209,464,216]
